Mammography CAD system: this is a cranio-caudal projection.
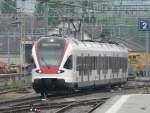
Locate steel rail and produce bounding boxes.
[1,97,109,113]
[0,80,150,112]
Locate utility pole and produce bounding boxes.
[20,9,23,74]
[7,32,10,64]
[16,7,23,74]
[146,32,149,77]
[46,2,49,34]
[17,1,25,75]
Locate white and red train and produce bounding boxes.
[32,35,128,96]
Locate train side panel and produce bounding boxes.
[71,45,128,89]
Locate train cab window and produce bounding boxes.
[64,55,72,69]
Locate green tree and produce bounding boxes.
[0,0,16,13]
[35,0,60,27]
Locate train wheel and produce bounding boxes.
[41,92,44,97]
[41,92,48,98]
[69,89,74,95]
[64,88,73,95]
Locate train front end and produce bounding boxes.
[32,37,72,95]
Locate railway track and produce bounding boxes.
[0,97,109,113]
[54,97,108,113]
[0,95,41,107]
[0,73,24,80]
[0,87,112,113]
[0,86,31,95]
[0,91,101,108]
[0,73,31,95]
[0,80,150,113]
[52,97,108,113]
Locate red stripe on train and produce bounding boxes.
[40,66,59,74]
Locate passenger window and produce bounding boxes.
[64,55,72,69]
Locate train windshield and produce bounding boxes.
[38,38,65,67]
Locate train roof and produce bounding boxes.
[66,38,128,53]
[37,36,128,55]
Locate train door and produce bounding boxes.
[84,54,91,83]
[76,53,84,87]
[97,55,101,80]
[72,53,78,83]
[84,54,94,86]
[101,54,105,80]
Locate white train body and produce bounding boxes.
[32,36,128,95]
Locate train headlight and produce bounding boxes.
[57,70,64,73]
[38,70,42,73]
[36,69,42,73]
